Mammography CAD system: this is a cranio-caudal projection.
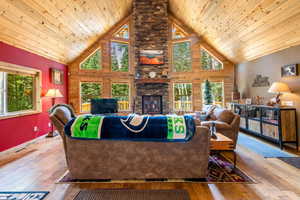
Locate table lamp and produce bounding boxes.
[268,82,291,105]
[45,88,64,137]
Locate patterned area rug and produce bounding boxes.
[58,155,254,183]
[74,189,190,200]
[0,191,49,200]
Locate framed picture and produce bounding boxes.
[51,68,63,85]
[139,50,164,65]
[281,64,298,77]
[245,98,252,105]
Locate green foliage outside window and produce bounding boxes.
[112,83,129,101]
[7,74,34,112]
[80,50,101,70]
[174,83,192,111]
[173,41,192,72]
[111,42,129,72]
[201,49,223,70]
[80,82,101,112]
[112,83,129,110]
[202,81,224,106]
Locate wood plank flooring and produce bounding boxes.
[0,136,299,200]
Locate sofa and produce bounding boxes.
[200,106,240,148]
[49,104,211,180]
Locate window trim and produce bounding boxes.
[173,82,193,112]
[110,40,130,72]
[79,81,102,113]
[200,47,224,70]
[112,23,130,40]
[0,61,42,120]
[111,82,131,112]
[201,81,225,107]
[79,48,102,71]
[172,40,192,72]
[171,23,188,40]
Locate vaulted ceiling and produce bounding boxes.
[1,0,300,64]
[0,0,132,64]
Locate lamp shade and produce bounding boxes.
[45,89,63,98]
[268,82,291,94]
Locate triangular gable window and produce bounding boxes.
[172,23,188,39]
[201,49,223,70]
[80,49,101,70]
[113,24,129,39]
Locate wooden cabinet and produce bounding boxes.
[232,103,298,150]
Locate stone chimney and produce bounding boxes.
[133,0,170,114]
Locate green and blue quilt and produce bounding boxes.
[64,114,195,142]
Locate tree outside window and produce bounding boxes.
[80,49,101,70]
[173,41,192,72]
[7,74,34,112]
[80,82,101,112]
[202,81,224,107]
[201,49,223,70]
[112,83,130,111]
[111,42,129,72]
[174,83,192,111]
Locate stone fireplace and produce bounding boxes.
[133,0,170,114]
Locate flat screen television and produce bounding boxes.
[91,98,118,114]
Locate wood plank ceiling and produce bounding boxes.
[1,0,300,64]
[169,0,300,63]
[0,0,132,64]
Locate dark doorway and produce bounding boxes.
[142,95,163,114]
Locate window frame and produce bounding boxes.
[201,81,225,107]
[79,48,102,71]
[79,81,102,113]
[112,23,130,40]
[200,47,224,71]
[110,40,130,72]
[172,40,192,72]
[111,82,130,112]
[173,82,193,112]
[0,61,42,120]
[171,23,188,40]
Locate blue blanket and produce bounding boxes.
[64,114,195,142]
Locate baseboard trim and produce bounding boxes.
[0,134,47,157]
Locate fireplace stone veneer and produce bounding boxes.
[133,0,170,114]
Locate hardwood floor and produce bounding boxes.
[0,136,299,200]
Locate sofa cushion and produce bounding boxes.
[201,121,231,130]
[214,109,235,124]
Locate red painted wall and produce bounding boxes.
[0,42,68,152]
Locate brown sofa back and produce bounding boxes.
[49,104,211,180]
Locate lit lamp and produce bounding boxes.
[45,89,64,137]
[268,82,291,106]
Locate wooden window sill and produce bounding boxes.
[0,110,42,120]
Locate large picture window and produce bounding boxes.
[80,82,102,113]
[173,41,192,72]
[201,81,224,107]
[201,49,223,70]
[80,49,102,70]
[112,83,130,111]
[111,41,129,72]
[0,62,41,117]
[174,83,192,111]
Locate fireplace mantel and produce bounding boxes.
[135,78,170,84]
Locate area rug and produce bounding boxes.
[57,154,254,184]
[73,189,189,200]
[237,133,296,158]
[278,157,300,169]
[0,191,49,200]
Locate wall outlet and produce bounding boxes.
[33,126,39,132]
[48,122,52,128]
